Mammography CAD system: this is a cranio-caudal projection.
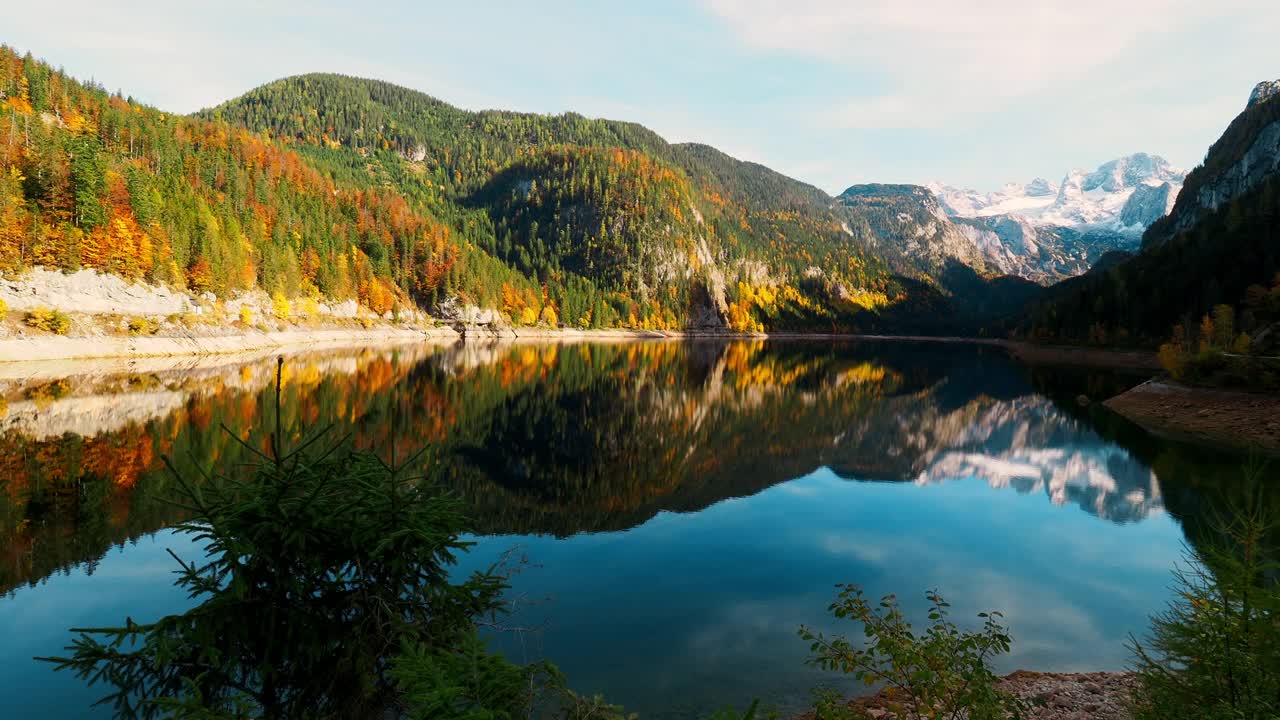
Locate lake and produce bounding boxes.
[0,339,1261,718]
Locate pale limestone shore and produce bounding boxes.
[2,267,1164,370]
[0,322,1166,373]
[0,326,451,365]
[0,325,689,367]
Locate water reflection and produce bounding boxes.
[0,340,1232,595]
[0,339,1263,718]
[912,395,1163,523]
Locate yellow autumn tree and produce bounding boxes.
[1198,314,1215,352]
[539,304,559,327]
[1158,326,1188,380]
[187,257,214,293]
[0,167,29,273]
[79,213,150,278]
[272,291,291,321]
[1232,332,1251,354]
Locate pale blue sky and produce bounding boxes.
[6,0,1279,193]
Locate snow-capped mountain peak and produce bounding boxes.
[929,153,1184,232]
[1025,177,1056,197]
[922,154,1186,284]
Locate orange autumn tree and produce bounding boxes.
[0,45,530,314]
[78,173,155,278]
[0,167,29,273]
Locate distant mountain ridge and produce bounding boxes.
[834,183,989,276]
[929,153,1184,229]
[926,154,1186,283]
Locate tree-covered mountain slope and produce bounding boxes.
[0,46,531,318]
[201,72,923,330]
[1016,81,1280,347]
[204,72,1062,329]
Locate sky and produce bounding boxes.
[6,0,1280,194]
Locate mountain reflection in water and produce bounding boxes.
[0,339,1262,719]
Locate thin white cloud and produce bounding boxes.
[704,0,1280,130]
[4,0,496,114]
[7,0,1279,189]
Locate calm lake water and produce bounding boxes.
[0,339,1263,718]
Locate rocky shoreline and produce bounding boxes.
[0,325,448,363]
[0,267,1175,367]
[833,671,1137,720]
[1104,379,1280,454]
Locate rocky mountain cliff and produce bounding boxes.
[1144,80,1280,249]
[1249,79,1280,109]
[834,184,990,276]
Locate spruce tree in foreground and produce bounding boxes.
[41,359,624,720]
[1129,465,1280,720]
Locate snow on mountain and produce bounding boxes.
[929,153,1183,231]
[925,154,1185,283]
[927,178,1060,219]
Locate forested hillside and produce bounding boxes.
[202,72,913,330]
[0,47,543,317]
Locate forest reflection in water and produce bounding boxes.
[0,339,1265,718]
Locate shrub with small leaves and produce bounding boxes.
[126,316,155,335]
[299,296,320,320]
[272,291,291,321]
[393,630,560,720]
[704,699,770,720]
[799,586,1027,720]
[24,306,71,334]
[393,631,636,720]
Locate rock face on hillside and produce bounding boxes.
[835,183,990,277]
[0,268,388,325]
[0,268,198,316]
[1163,124,1280,238]
[1118,182,1174,227]
[927,154,1185,283]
